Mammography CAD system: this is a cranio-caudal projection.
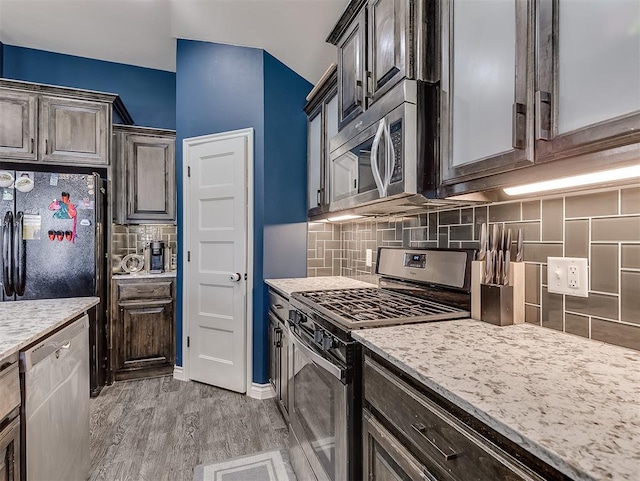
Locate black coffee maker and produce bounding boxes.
[149,240,165,273]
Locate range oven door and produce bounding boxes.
[288,326,350,481]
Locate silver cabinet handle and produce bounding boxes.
[229,273,242,282]
[512,102,526,149]
[30,138,34,154]
[411,423,458,461]
[273,304,283,309]
[355,80,363,106]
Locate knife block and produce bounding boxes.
[509,262,525,324]
[481,284,514,326]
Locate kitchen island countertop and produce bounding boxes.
[0,297,100,361]
[265,276,377,296]
[353,319,640,481]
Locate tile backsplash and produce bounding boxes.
[111,224,177,272]
[307,185,640,351]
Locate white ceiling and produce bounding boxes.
[0,0,348,84]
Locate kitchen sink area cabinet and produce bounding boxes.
[111,277,175,381]
[0,79,116,167]
[0,88,38,161]
[0,355,20,481]
[328,0,423,130]
[305,66,338,218]
[267,288,290,419]
[362,353,550,481]
[113,125,176,224]
[534,0,640,163]
[439,0,535,189]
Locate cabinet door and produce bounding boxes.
[126,135,176,223]
[268,313,279,391]
[279,325,289,414]
[0,89,37,161]
[115,298,174,377]
[440,0,534,186]
[308,107,323,214]
[535,0,640,162]
[0,417,20,481]
[367,0,411,104]
[363,410,433,481]
[39,96,109,165]
[337,8,367,129]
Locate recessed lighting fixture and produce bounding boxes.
[503,164,640,196]
[326,214,364,222]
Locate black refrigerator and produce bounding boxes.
[0,169,108,396]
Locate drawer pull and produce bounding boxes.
[411,423,458,461]
[273,304,283,309]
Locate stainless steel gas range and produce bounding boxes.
[286,247,476,481]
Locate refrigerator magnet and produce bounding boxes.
[0,171,14,188]
[22,214,42,240]
[15,172,34,193]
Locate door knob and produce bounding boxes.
[229,273,242,282]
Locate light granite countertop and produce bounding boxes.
[352,319,640,481]
[112,271,177,279]
[265,276,377,296]
[0,297,100,361]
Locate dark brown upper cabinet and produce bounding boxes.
[328,0,421,130]
[0,89,37,161]
[534,0,640,163]
[113,125,176,224]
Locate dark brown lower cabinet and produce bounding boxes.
[111,278,175,381]
[0,416,20,481]
[363,354,554,481]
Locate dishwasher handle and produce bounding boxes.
[21,315,89,371]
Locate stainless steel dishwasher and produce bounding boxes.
[20,315,90,481]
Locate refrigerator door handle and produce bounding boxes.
[2,211,15,297]
[13,212,26,296]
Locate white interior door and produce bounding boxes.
[184,129,251,393]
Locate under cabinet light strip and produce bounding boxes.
[503,165,640,196]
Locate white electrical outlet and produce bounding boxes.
[365,249,373,267]
[547,257,589,297]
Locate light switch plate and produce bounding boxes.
[547,257,589,297]
[365,249,373,267]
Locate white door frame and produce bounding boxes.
[181,128,254,394]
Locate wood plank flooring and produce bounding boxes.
[89,376,288,481]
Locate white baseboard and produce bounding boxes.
[173,365,186,381]
[247,382,275,400]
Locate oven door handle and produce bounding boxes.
[289,327,347,384]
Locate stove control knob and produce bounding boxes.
[313,329,323,344]
[289,310,302,326]
[321,335,334,351]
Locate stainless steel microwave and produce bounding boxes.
[328,80,440,214]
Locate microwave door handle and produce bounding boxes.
[383,122,395,195]
[370,119,386,198]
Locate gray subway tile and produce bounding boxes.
[489,203,521,222]
[621,187,640,215]
[592,216,640,241]
[461,208,474,224]
[525,264,540,304]
[621,271,640,325]
[522,200,541,220]
[591,318,640,351]
[474,206,489,225]
[542,265,548,285]
[439,210,461,225]
[565,313,589,338]
[523,243,563,263]
[504,222,540,242]
[565,220,589,258]
[308,258,325,268]
[621,244,640,269]
[410,228,428,242]
[460,241,478,249]
[316,268,333,276]
[438,227,449,248]
[308,222,326,232]
[565,190,618,218]
[525,304,540,325]
[542,198,563,241]
[541,287,563,331]
[450,225,473,241]
[428,213,438,240]
[591,244,619,294]
[566,292,619,320]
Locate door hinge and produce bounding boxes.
[187,251,191,262]
[244,273,247,281]
[188,166,191,177]
[187,336,190,348]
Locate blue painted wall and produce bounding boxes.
[2,45,176,129]
[176,40,309,385]
[0,42,4,77]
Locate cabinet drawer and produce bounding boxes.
[0,362,20,422]
[364,356,542,481]
[269,290,290,323]
[118,281,172,301]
